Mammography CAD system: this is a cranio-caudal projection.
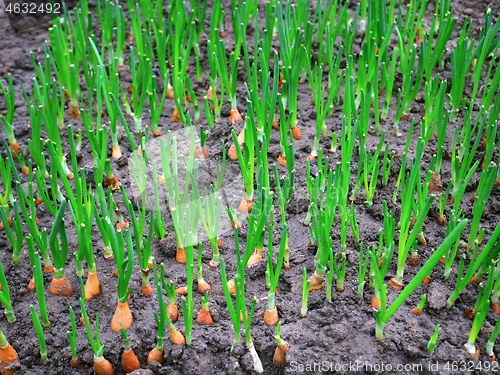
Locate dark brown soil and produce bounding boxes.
[1,0,500,374]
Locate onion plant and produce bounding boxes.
[470,9,500,105]
[17,177,52,273]
[128,46,152,134]
[380,48,398,122]
[371,241,395,309]
[333,252,346,292]
[273,321,288,367]
[96,0,115,46]
[196,243,211,294]
[0,329,19,374]
[195,293,212,326]
[193,183,222,267]
[160,263,178,322]
[340,4,359,58]
[430,110,450,191]
[396,0,426,72]
[480,43,500,111]
[413,162,435,247]
[412,294,426,315]
[33,78,73,179]
[32,158,62,218]
[245,168,274,267]
[160,130,198,263]
[26,235,38,291]
[446,220,500,308]
[48,199,72,296]
[467,163,497,255]
[0,154,13,227]
[236,277,261,372]
[351,25,394,109]
[448,19,478,122]
[421,11,456,82]
[231,119,255,212]
[464,266,494,359]
[421,79,447,147]
[151,161,166,239]
[30,305,47,361]
[180,204,196,347]
[33,253,49,327]
[205,42,225,123]
[47,127,98,300]
[393,46,424,137]
[48,24,81,119]
[390,139,434,289]
[79,297,114,374]
[357,242,370,296]
[120,328,140,373]
[428,324,440,355]
[81,114,118,189]
[301,267,311,317]
[67,306,79,367]
[0,199,22,267]
[491,265,500,314]
[276,100,295,207]
[349,92,384,202]
[148,259,166,364]
[0,258,15,323]
[373,217,468,339]
[94,185,115,262]
[120,186,153,296]
[325,27,346,108]
[309,168,341,291]
[276,0,304,140]
[89,39,122,158]
[487,314,500,360]
[103,216,134,331]
[274,165,291,269]
[362,145,381,208]
[220,258,241,350]
[245,51,278,146]
[306,60,338,159]
[0,74,18,155]
[442,211,462,279]
[217,39,242,124]
[450,108,484,206]
[264,221,287,326]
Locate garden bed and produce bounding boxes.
[1,0,500,374]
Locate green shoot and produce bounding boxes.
[428,324,439,355]
[33,253,49,327]
[0,257,15,323]
[301,268,311,318]
[30,306,47,360]
[67,307,78,365]
[358,242,369,296]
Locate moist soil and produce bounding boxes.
[1,0,500,374]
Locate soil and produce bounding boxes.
[1,0,500,374]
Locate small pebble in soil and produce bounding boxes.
[286,194,310,215]
[132,369,155,375]
[247,259,266,280]
[211,306,220,322]
[221,103,231,117]
[240,352,255,372]
[427,282,450,311]
[170,346,183,359]
[232,344,245,357]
